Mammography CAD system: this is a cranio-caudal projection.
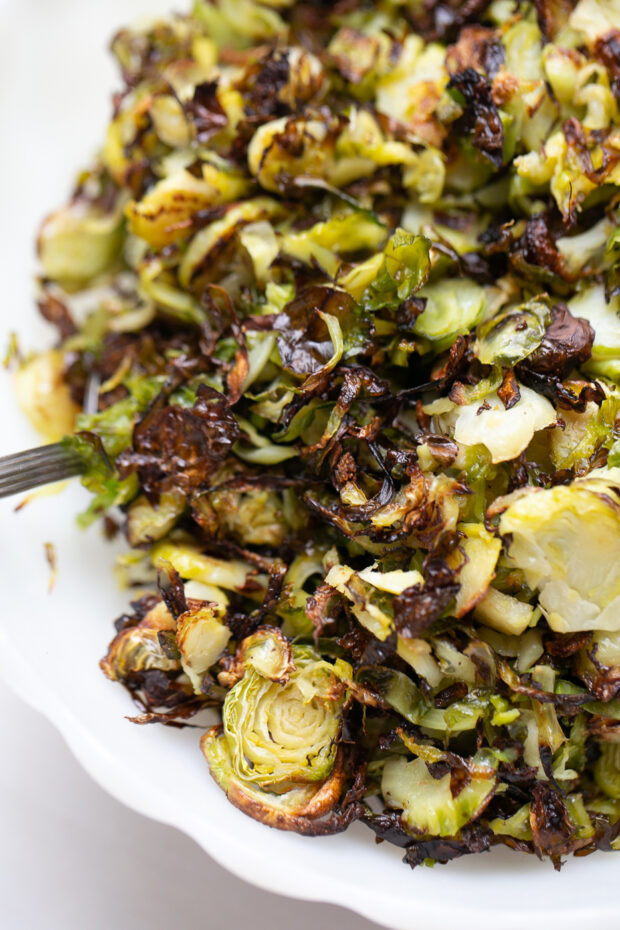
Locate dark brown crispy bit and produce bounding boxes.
[447,68,504,168]
[117,384,241,496]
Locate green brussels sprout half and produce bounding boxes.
[498,469,620,633]
[382,754,496,837]
[202,633,352,829]
[176,602,231,694]
[101,602,178,682]
[38,200,124,288]
[475,300,550,366]
[413,278,486,352]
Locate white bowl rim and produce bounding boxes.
[1,631,616,930]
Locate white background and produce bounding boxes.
[0,1,380,927]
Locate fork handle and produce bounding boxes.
[0,442,83,499]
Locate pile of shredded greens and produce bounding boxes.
[18,0,620,869]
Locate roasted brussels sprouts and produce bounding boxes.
[20,0,620,871]
[176,601,231,693]
[382,755,496,837]
[15,351,79,442]
[38,199,124,287]
[202,634,351,830]
[498,470,620,633]
[127,492,186,547]
[101,601,178,682]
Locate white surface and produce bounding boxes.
[0,2,617,929]
[0,677,383,930]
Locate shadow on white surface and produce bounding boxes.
[0,679,384,930]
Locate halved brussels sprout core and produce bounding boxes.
[101,601,178,682]
[202,636,351,830]
[202,727,347,833]
[498,469,620,633]
[224,644,343,789]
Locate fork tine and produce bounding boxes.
[0,473,75,497]
[0,451,79,476]
[0,463,80,488]
[0,442,83,499]
[0,459,77,485]
[0,443,78,466]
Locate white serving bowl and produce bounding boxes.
[0,2,617,926]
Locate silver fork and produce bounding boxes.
[0,442,84,498]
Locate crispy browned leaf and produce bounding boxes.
[529,782,575,865]
[306,582,342,644]
[516,214,564,277]
[117,384,241,495]
[524,304,594,377]
[533,0,576,40]
[185,81,228,142]
[403,823,493,868]
[447,68,504,168]
[235,49,300,122]
[578,643,620,701]
[393,558,459,638]
[275,286,371,377]
[446,26,504,78]
[594,31,620,99]
[38,291,77,338]
[406,0,494,41]
[157,561,187,619]
[497,368,521,410]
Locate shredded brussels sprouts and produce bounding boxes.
[18,0,620,870]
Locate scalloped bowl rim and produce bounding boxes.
[2,625,617,930]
